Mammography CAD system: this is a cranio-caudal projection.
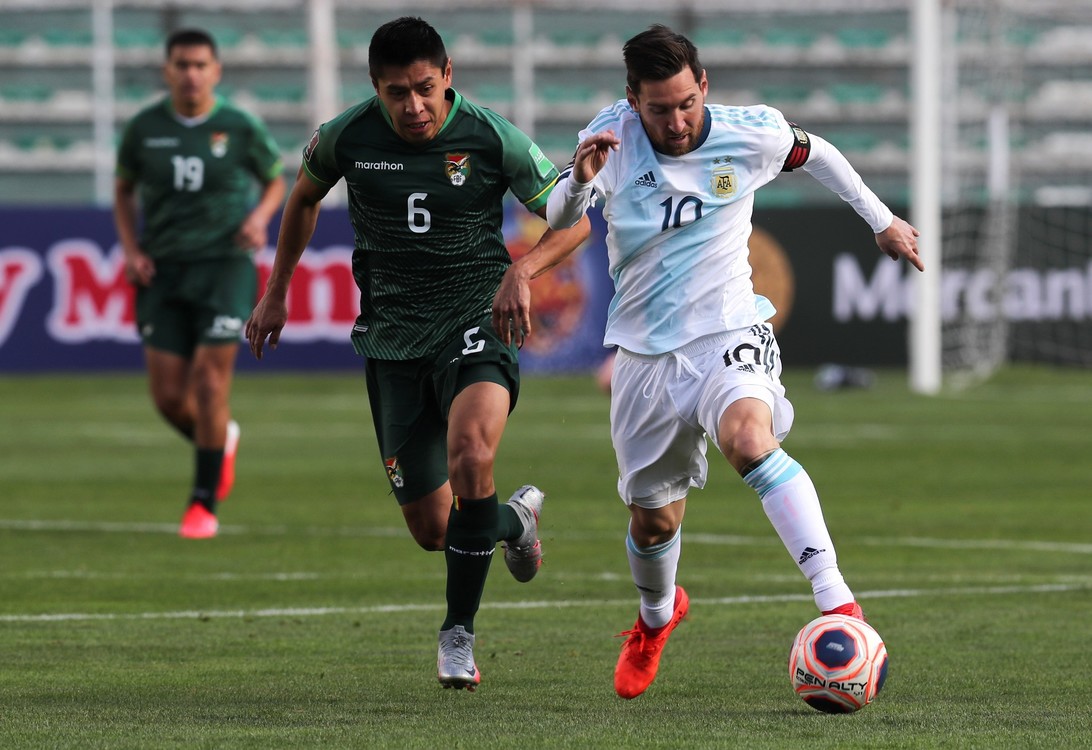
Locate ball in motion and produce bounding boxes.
[789,614,888,713]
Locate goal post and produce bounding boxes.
[909,0,943,394]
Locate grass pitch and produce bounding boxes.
[1,367,1089,748]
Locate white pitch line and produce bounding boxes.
[0,518,405,538]
[3,518,1091,555]
[0,582,1087,624]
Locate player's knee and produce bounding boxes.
[629,508,681,547]
[411,529,445,552]
[721,422,778,473]
[404,513,446,551]
[190,364,228,406]
[447,442,495,491]
[151,388,187,422]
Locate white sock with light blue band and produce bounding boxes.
[743,449,854,612]
[626,525,682,630]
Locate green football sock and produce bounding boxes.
[441,494,498,633]
[190,448,223,513]
[496,502,522,542]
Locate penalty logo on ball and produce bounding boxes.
[788,614,888,713]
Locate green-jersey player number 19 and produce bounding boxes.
[113,28,285,540]
[172,156,204,192]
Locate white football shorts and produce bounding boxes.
[610,325,795,508]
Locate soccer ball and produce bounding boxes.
[789,614,888,713]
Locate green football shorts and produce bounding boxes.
[365,317,520,506]
[134,255,257,357]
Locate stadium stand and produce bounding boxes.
[0,1,1089,207]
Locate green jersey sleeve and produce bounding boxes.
[242,109,284,183]
[481,109,560,211]
[115,119,141,180]
[301,101,370,187]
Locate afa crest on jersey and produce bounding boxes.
[712,155,736,198]
[210,132,229,158]
[445,153,470,186]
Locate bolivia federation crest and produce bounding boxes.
[384,456,404,489]
[712,155,736,198]
[445,153,470,186]
[210,132,229,158]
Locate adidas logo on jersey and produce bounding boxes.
[634,171,658,188]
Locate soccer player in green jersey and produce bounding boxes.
[114,29,286,540]
[245,17,590,690]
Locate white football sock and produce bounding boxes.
[744,449,854,612]
[626,525,682,630]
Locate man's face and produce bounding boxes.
[372,59,453,143]
[163,44,221,114]
[627,68,708,156]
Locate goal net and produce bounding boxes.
[941,1,1092,384]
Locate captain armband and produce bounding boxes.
[781,123,812,172]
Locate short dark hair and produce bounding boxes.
[623,24,702,94]
[165,28,218,59]
[368,17,448,77]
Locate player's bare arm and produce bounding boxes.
[492,209,591,347]
[876,216,924,272]
[112,176,156,286]
[245,168,327,359]
[234,174,286,251]
[573,130,620,183]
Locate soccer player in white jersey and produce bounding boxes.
[545,25,924,700]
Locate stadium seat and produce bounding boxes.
[337,29,365,50]
[824,131,881,153]
[257,28,307,49]
[828,83,887,105]
[208,27,244,48]
[835,28,893,49]
[340,83,373,105]
[762,28,817,49]
[758,85,812,105]
[477,28,514,47]
[692,28,749,49]
[474,83,515,104]
[0,29,27,47]
[541,85,596,104]
[250,84,305,103]
[547,30,603,48]
[1,84,54,102]
[116,84,157,103]
[114,28,159,49]
[41,28,92,47]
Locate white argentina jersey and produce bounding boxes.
[578,100,795,355]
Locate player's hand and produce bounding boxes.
[573,130,620,184]
[235,213,270,252]
[492,264,532,348]
[123,251,155,287]
[876,216,924,272]
[245,292,288,360]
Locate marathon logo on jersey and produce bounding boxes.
[144,137,180,148]
[384,457,404,488]
[445,153,470,186]
[634,171,658,188]
[210,132,229,158]
[303,129,320,162]
[712,156,737,198]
